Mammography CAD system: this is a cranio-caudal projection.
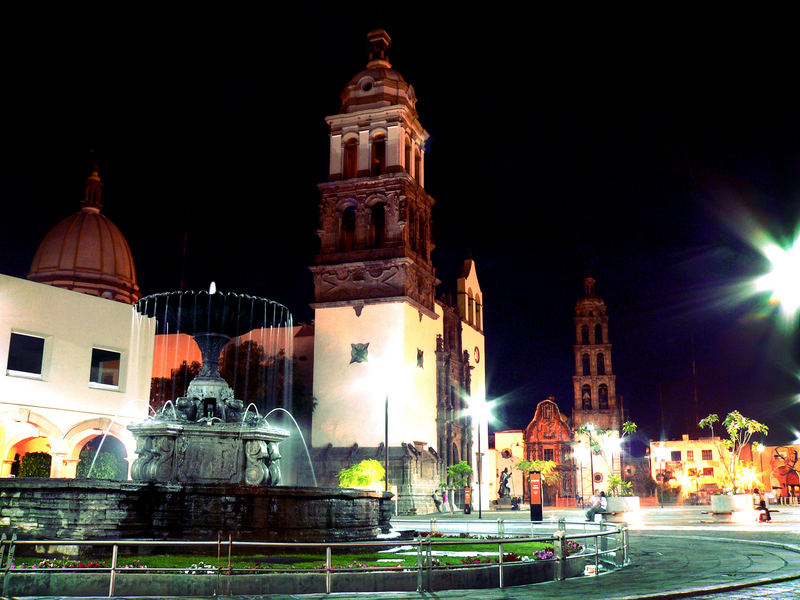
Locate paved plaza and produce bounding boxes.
[7,504,800,600]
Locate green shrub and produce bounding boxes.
[337,459,385,488]
[76,449,123,479]
[19,452,51,477]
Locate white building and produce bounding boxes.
[0,166,155,479]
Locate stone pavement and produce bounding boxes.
[8,505,800,600]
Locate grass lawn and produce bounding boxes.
[108,539,567,570]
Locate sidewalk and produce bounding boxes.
[11,505,800,600]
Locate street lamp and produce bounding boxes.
[467,396,492,519]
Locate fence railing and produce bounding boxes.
[0,520,629,597]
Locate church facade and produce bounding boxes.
[309,30,487,514]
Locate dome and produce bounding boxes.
[27,167,141,304]
[339,29,418,114]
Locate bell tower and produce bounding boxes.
[310,28,436,314]
[571,277,621,432]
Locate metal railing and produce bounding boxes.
[0,520,630,596]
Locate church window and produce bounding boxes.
[595,324,603,344]
[701,449,712,461]
[404,137,412,174]
[417,348,424,368]
[475,294,482,330]
[6,332,45,377]
[343,138,358,179]
[597,353,605,375]
[371,134,386,175]
[581,385,591,409]
[671,450,681,461]
[582,353,590,376]
[338,206,356,251]
[598,384,609,409]
[581,325,590,345]
[467,289,475,325]
[414,149,421,181]
[369,203,386,248]
[417,216,427,255]
[543,448,554,462]
[89,348,121,389]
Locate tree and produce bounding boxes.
[150,360,200,413]
[699,411,768,493]
[337,459,385,489]
[76,449,124,479]
[575,420,638,475]
[446,461,473,487]
[514,459,560,486]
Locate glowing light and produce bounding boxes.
[754,233,800,320]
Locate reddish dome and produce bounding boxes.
[27,167,140,304]
[339,29,418,115]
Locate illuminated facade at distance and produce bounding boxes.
[0,167,154,478]
[310,30,486,514]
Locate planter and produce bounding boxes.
[604,496,640,524]
[711,494,753,522]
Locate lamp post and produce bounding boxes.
[384,393,389,492]
[468,396,491,520]
[586,423,596,495]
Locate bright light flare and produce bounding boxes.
[754,235,800,319]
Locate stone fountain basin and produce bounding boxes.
[0,478,393,544]
[128,420,289,485]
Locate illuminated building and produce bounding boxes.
[1,167,154,478]
[309,30,486,513]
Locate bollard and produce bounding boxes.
[416,536,424,592]
[553,530,566,581]
[497,519,505,538]
[558,517,566,532]
[498,541,504,588]
[325,546,332,594]
[108,544,118,597]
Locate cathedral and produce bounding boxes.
[309,29,486,514]
[492,276,627,506]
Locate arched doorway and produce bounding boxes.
[75,436,128,480]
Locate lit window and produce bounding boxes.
[90,348,121,389]
[6,333,45,377]
[671,451,681,461]
[543,448,554,462]
[701,449,713,461]
[702,467,714,477]
[687,450,694,461]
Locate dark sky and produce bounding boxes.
[2,7,800,443]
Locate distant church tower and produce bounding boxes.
[571,277,622,432]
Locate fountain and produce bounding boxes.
[130,290,291,486]
[0,288,392,545]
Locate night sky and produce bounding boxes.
[2,7,800,444]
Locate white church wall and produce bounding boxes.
[0,274,155,476]
[312,301,443,450]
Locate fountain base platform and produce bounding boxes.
[0,479,392,544]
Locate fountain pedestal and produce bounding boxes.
[129,421,288,485]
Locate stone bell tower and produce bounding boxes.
[310,30,444,513]
[310,28,436,313]
[571,277,622,432]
